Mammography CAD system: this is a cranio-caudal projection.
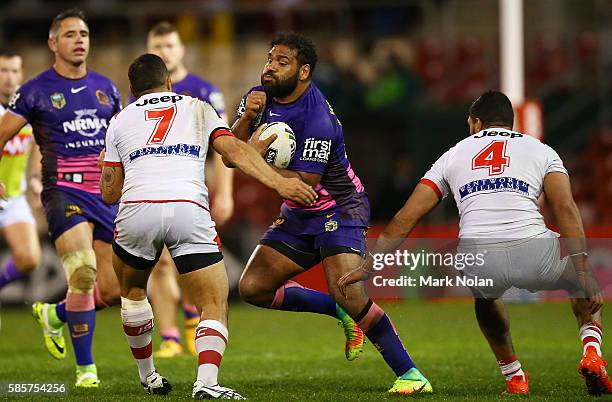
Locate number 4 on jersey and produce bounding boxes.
[145,105,176,145]
[472,140,510,175]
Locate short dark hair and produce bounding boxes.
[0,49,20,59]
[149,21,178,37]
[270,32,317,78]
[128,54,169,96]
[49,8,88,38]
[468,91,514,128]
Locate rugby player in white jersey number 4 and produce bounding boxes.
[339,91,607,396]
[99,54,316,399]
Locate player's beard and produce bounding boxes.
[0,90,11,105]
[261,70,299,98]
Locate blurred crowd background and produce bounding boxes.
[0,0,611,300]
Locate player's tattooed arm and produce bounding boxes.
[99,165,124,204]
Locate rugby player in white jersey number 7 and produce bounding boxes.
[339,91,607,397]
[99,53,316,399]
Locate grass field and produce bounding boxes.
[0,301,608,401]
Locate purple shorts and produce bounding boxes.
[260,196,370,268]
[42,186,118,243]
[262,221,368,253]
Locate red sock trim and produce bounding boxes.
[131,343,152,359]
[198,350,222,366]
[583,336,601,345]
[498,355,518,366]
[123,320,154,336]
[195,327,228,344]
[588,324,603,337]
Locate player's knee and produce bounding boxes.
[238,275,264,304]
[68,266,97,293]
[62,250,97,294]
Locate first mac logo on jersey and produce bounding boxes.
[301,138,331,163]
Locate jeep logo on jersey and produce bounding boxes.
[134,94,183,106]
[473,130,523,139]
[62,109,108,137]
[301,138,331,163]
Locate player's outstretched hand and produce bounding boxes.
[244,91,267,120]
[337,255,374,298]
[588,292,604,315]
[572,257,603,314]
[583,270,604,314]
[277,177,317,206]
[337,267,369,299]
[249,124,276,157]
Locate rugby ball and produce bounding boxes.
[259,122,296,169]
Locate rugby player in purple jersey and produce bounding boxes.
[234,33,432,395]
[0,9,121,388]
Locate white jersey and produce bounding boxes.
[421,128,568,238]
[104,91,231,209]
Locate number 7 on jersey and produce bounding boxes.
[472,140,510,175]
[145,105,176,145]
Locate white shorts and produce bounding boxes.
[458,230,567,299]
[0,195,35,229]
[114,201,220,264]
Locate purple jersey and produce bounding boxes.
[9,68,121,194]
[128,73,225,116]
[236,83,368,226]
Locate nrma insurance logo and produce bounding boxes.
[300,138,331,163]
[62,109,108,137]
[459,177,529,200]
